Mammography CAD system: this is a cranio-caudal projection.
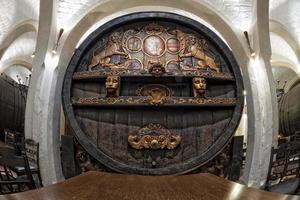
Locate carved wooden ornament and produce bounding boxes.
[128,123,181,150]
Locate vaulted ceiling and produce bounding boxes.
[0,0,299,88]
[270,0,300,46]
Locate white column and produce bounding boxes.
[242,0,278,188]
[25,0,64,185]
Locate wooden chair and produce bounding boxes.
[10,139,43,187]
[4,129,24,155]
[266,142,300,194]
[4,129,16,148]
[0,153,35,194]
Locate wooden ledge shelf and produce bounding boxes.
[72,70,235,81]
[71,96,237,107]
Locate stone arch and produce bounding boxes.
[26,0,278,187]
[0,58,32,73]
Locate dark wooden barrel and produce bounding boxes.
[0,74,26,137]
[279,82,300,136]
[62,12,244,175]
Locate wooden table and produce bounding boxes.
[0,171,299,200]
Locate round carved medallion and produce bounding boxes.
[143,35,165,57]
[126,36,142,52]
[166,38,180,53]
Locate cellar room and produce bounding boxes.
[0,0,300,199]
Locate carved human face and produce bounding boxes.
[149,64,165,76]
[193,77,206,90]
[106,76,120,90]
[152,66,163,74]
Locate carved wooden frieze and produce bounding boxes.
[72,96,237,107]
[73,70,235,80]
[73,22,234,78]
[128,123,181,150]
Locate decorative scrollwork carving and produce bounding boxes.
[73,70,235,81]
[144,23,164,35]
[128,123,181,150]
[72,97,237,106]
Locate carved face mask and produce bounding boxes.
[149,64,165,76]
[193,77,206,90]
[106,76,119,90]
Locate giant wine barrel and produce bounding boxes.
[0,74,26,136]
[62,12,244,175]
[279,82,300,136]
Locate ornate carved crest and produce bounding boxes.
[84,22,221,76]
[137,84,172,105]
[128,123,181,150]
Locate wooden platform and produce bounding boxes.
[0,171,299,200]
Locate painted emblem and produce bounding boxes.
[143,35,165,57]
[167,38,180,53]
[126,36,142,52]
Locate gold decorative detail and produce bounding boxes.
[105,75,120,97]
[87,32,128,71]
[144,23,164,35]
[193,77,207,98]
[72,97,237,106]
[137,84,171,106]
[180,34,219,72]
[84,22,226,74]
[128,123,181,150]
[73,70,235,81]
